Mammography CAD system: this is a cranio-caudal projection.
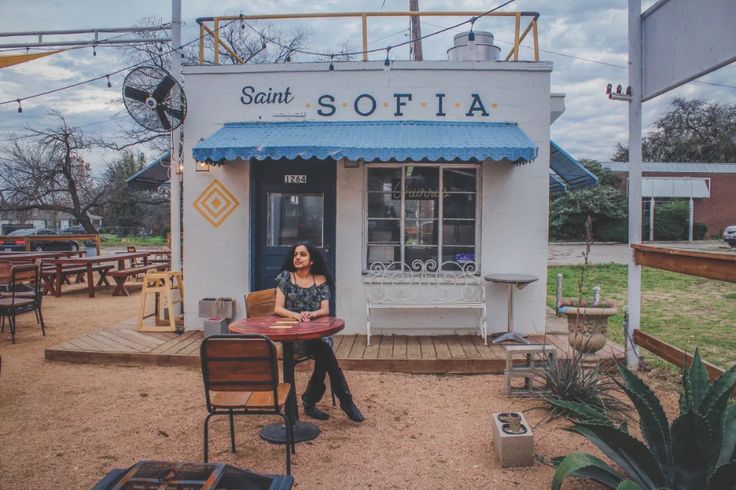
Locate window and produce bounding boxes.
[366,165,478,270]
[267,192,324,247]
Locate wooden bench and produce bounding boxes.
[40,264,113,295]
[366,259,487,345]
[107,264,164,296]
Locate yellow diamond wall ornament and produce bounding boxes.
[193,178,240,228]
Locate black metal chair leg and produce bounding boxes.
[9,314,16,344]
[37,307,45,336]
[203,413,213,462]
[229,411,236,452]
[331,381,336,406]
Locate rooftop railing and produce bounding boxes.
[195,11,540,65]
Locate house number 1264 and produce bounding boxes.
[284,175,307,184]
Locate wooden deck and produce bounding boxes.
[45,321,625,373]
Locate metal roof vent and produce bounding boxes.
[447,31,500,61]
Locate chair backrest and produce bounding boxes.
[200,334,279,409]
[244,288,276,317]
[9,263,41,305]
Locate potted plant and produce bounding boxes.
[559,298,618,354]
[557,216,617,355]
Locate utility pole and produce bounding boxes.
[626,0,642,370]
[170,0,182,273]
[409,0,423,61]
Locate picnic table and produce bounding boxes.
[48,252,162,298]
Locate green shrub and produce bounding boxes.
[654,200,689,240]
[551,349,736,489]
[693,222,708,240]
[595,218,628,242]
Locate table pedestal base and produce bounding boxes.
[491,332,529,344]
[260,421,320,445]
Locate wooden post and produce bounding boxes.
[409,0,423,61]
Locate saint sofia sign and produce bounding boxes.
[240,85,493,118]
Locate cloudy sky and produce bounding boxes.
[1,0,734,174]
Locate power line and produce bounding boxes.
[0,18,239,107]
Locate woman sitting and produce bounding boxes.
[274,241,364,423]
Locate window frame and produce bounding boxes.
[362,162,482,272]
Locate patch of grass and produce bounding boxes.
[547,264,736,369]
[101,235,167,246]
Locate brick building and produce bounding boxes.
[601,162,736,238]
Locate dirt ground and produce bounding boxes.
[0,283,682,489]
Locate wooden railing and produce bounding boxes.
[196,11,540,64]
[631,244,735,385]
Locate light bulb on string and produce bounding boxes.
[17,99,22,113]
[329,54,334,71]
[468,17,476,42]
[106,75,112,88]
[384,46,391,67]
[93,44,97,56]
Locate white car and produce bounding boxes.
[723,225,736,247]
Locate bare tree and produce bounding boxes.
[0,111,106,233]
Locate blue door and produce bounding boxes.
[252,158,337,293]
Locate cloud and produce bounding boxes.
[0,0,734,169]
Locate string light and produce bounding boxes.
[240,13,245,30]
[329,54,334,71]
[4,3,526,110]
[468,17,476,42]
[106,75,112,88]
[16,99,22,113]
[92,44,97,56]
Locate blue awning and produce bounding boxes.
[550,141,598,191]
[126,153,170,191]
[192,120,538,164]
[549,172,567,195]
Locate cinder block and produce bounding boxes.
[491,412,534,467]
[203,317,229,338]
[198,298,235,319]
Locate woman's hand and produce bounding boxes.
[298,311,313,322]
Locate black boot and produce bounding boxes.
[302,372,329,420]
[332,368,365,423]
[303,403,330,421]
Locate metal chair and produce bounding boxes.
[0,263,44,344]
[200,334,294,474]
[244,288,336,406]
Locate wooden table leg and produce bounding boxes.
[86,264,95,298]
[112,276,129,296]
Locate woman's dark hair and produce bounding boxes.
[279,241,335,293]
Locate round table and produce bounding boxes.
[484,274,539,344]
[228,315,344,445]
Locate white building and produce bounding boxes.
[180,32,560,339]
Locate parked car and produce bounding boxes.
[723,225,736,248]
[0,228,79,252]
[60,225,96,247]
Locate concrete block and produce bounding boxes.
[203,317,229,338]
[491,412,534,467]
[198,298,235,319]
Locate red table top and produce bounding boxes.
[228,315,344,342]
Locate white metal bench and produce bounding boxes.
[365,259,487,345]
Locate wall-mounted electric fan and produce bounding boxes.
[122,66,187,132]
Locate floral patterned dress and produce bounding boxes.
[275,270,333,353]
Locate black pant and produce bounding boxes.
[301,339,351,405]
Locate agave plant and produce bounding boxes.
[551,349,736,490]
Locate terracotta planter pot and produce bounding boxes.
[561,306,618,354]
